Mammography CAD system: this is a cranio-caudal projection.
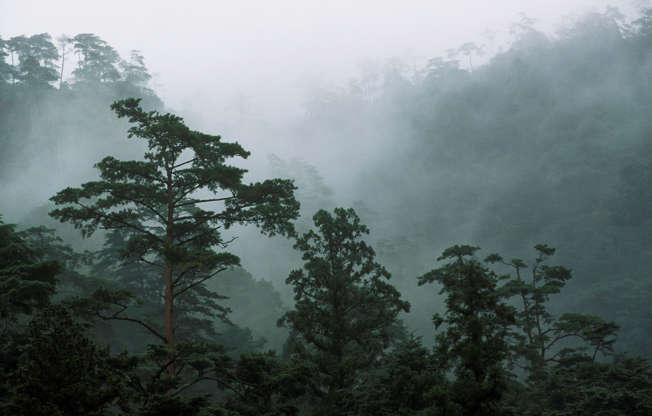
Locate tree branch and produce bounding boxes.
[95,308,166,344]
[76,201,165,244]
[139,256,164,269]
[172,158,197,169]
[174,196,234,208]
[173,267,228,299]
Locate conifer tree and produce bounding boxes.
[50,98,299,372]
[279,208,409,415]
[418,245,515,416]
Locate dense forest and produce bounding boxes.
[2,7,652,415]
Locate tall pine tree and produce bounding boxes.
[50,98,299,373]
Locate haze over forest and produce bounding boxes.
[2,1,652,415]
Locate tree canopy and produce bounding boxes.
[279,208,409,414]
[50,98,299,367]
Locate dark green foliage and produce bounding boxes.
[116,346,310,416]
[50,97,299,357]
[6,8,652,414]
[0,219,62,412]
[135,396,218,416]
[354,335,444,415]
[279,208,409,414]
[419,245,515,416]
[18,225,98,294]
[85,229,261,355]
[297,8,652,360]
[5,305,126,416]
[531,355,652,416]
[0,217,59,320]
[91,229,162,304]
[221,352,314,416]
[488,245,619,382]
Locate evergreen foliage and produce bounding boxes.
[50,97,299,369]
[419,245,515,416]
[4,7,652,414]
[0,217,59,321]
[279,208,409,415]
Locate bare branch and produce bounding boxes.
[95,310,166,344]
[139,256,164,269]
[175,196,234,208]
[172,158,197,170]
[173,267,228,299]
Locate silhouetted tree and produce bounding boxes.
[418,245,515,416]
[487,245,619,383]
[279,208,409,415]
[50,98,299,373]
[7,33,58,89]
[72,33,120,83]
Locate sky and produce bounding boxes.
[0,0,639,126]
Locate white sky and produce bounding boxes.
[1,0,638,123]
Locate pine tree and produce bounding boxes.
[50,98,299,373]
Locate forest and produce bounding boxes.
[1,6,652,416]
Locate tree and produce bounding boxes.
[447,42,484,71]
[72,33,121,83]
[7,33,59,89]
[0,217,62,411]
[278,208,409,415]
[486,245,619,383]
[55,34,73,89]
[418,245,515,416]
[220,352,314,416]
[87,230,267,355]
[50,98,299,373]
[5,305,128,416]
[0,37,15,85]
[0,216,59,323]
[120,50,152,86]
[354,335,444,416]
[536,354,652,416]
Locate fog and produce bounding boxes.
[1,1,637,179]
[2,0,651,357]
[1,1,632,122]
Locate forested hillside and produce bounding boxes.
[1,8,652,415]
[0,33,161,219]
[292,10,652,358]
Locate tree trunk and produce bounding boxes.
[59,50,65,89]
[164,262,174,376]
[165,165,175,377]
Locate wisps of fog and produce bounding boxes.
[2,1,651,352]
[1,1,636,122]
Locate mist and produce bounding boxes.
[2,1,652,414]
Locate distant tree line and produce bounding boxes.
[0,32,153,91]
[299,6,652,361]
[0,32,162,194]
